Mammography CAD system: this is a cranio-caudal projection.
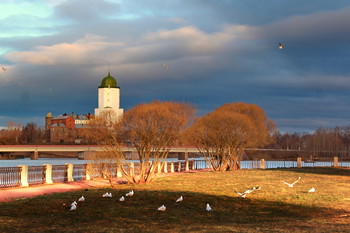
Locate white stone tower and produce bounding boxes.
[94,72,124,120]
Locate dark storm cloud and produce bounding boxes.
[54,0,121,22]
[1,0,350,133]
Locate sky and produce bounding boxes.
[1,0,350,133]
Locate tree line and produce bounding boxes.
[82,101,274,184]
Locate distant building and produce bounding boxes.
[94,72,124,120]
[45,73,123,144]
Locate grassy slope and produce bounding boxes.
[1,167,350,232]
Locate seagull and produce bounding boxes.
[282,177,301,187]
[71,201,77,206]
[308,187,316,193]
[158,205,166,211]
[1,67,7,71]
[233,190,247,198]
[233,186,261,198]
[162,64,169,69]
[278,42,283,49]
[125,190,134,197]
[78,196,85,202]
[206,203,212,211]
[119,196,125,202]
[70,204,77,211]
[176,196,183,202]
[103,192,112,198]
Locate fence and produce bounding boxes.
[1,157,349,188]
[0,167,21,188]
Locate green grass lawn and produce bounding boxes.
[1,167,350,232]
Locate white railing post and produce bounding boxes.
[163,161,168,173]
[129,162,134,176]
[260,159,265,169]
[18,165,29,187]
[178,161,182,172]
[117,164,123,178]
[85,164,91,181]
[43,164,53,184]
[170,162,174,173]
[65,163,74,182]
[297,157,302,168]
[185,160,189,171]
[334,157,338,167]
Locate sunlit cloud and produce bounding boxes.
[6,34,124,65]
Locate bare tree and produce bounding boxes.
[186,102,274,171]
[84,101,195,185]
[82,110,124,188]
[122,101,195,183]
[20,122,44,144]
[0,121,22,144]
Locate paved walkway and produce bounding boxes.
[0,180,111,202]
[0,169,211,202]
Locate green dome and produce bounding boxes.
[99,72,117,88]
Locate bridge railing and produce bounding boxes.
[0,167,21,188]
[1,157,350,188]
[28,166,45,185]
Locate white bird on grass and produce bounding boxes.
[206,203,212,211]
[282,177,301,187]
[176,196,183,202]
[78,196,85,202]
[71,201,77,206]
[103,192,112,198]
[70,204,77,211]
[308,187,316,193]
[125,190,134,197]
[158,205,166,211]
[119,196,125,202]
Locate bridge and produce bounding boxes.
[0,145,203,160]
[0,145,302,160]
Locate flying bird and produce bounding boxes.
[176,196,183,202]
[206,203,212,211]
[282,177,301,187]
[308,187,316,193]
[119,196,125,202]
[233,186,261,198]
[162,64,169,69]
[278,42,283,49]
[78,196,85,202]
[233,190,247,198]
[125,190,134,197]
[158,205,166,211]
[1,67,7,71]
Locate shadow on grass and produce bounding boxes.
[269,167,350,177]
[0,188,349,232]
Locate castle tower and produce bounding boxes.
[45,112,53,130]
[94,72,124,120]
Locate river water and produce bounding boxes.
[1,158,349,169]
[0,157,186,168]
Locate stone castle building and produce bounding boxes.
[45,73,123,144]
